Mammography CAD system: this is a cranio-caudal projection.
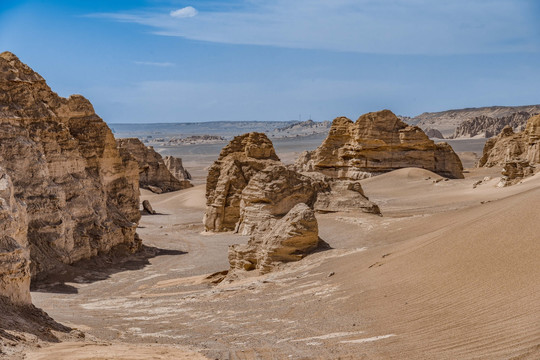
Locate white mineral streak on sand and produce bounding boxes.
[340,334,396,344]
[30,159,540,360]
[24,342,208,360]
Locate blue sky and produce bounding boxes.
[1,0,539,123]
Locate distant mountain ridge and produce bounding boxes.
[409,104,540,137]
[450,111,535,139]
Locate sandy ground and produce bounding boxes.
[26,139,540,359]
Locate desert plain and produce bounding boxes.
[18,137,539,360]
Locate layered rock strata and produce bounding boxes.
[478,115,540,185]
[204,132,281,232]
[294,110,464,179]
[0,168,30,304]
[451,112,533,139]
[0,51,141,276]
[228,203,321,275]
[117,138,192,193]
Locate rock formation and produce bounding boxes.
[478,115,540,185]
[142,200,156,215]
[294,110,464,179]
[117,138,192,193]
[424,127,444,139]
[450,112,533,139]
[164,155,192,183]
[0,168,30,304]
[313,178,381,214]
[228,203,322,275]
[0,51,141,277]
[235,165,327,235]
[203,132,281,232]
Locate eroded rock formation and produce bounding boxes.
[294,110,464,179]
[478,115,540,185]
[0,168,30,304]
[0,51,141,276]
[424,128,444,139]
[164,155,192,183]
[228,203,322,275]
[117,138,192,193]
[203,132,280,232]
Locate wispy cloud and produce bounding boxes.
[88,0,540,55]
[170,6,198,18]
[133,61,175,67]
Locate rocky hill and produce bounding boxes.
[450,111,534,139]
[412,105,540,137]
[478,114,540,185]
[270,119,331,137]
[0,51,141,277]
[294,110,464,179]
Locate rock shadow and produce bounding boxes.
[30,245,186,295]
[0,295,72,344]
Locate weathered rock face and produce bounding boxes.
[117,138,192,193]
[294,110,464,179]
[0,52,141,276]
[313,178,381,214]
[0,168,30,304]
[236,165,327,235]
[228,203,321,275]
[451,112,534,139]
[478,115,540,184]
[164,155,192,182]
[204,132,281,232]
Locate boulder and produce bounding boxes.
[294,110,464,179]
[142,200,156,215]
[0,168,30,304]
[0,51,141,277]
[116,138,192,193]
[203,132,281,232]
[228,203,321,275]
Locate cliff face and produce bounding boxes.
[0,52,141,277]
[163,155,192,182]
[116,138,192,193]
[0,168,30,304]
[295,110,463,179]
[478,115,540,185]
[450,112,533,139]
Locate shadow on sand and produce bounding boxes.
[30,245,186,295]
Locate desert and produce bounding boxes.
[2,2,540,359]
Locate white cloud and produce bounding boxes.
[90,0,539,55]
[170,6,198,18]
[133,61,175,67]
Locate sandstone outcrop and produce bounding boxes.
[236,165,327,235]
[117,138,192,193]
[450,112,533,139]
[0,168,30,304]
[203,132,281,232]
[142,200,156,215]
[478,115,540,185]
[313,178,381,214]
[164,155,192,183]
[228,203,322,275]
[0,51,141,276]
[294,110,464,179]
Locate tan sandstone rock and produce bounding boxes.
[478,115,540,185]
[294,110,464,179]
[0,168,30,304]
[228,203,321,275]
[0,52,141,277]
[164,155,192,183]
[203,132,281,232]
[117,138,192,193]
